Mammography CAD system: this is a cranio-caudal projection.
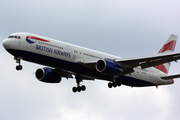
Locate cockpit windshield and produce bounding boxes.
[8,36,21,39]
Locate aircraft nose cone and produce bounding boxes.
[2,38,12,50]
[2,39,8,49]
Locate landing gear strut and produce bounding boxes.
[15,57,23,71]
[72,75,86,93]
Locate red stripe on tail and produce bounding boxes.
[158,40,176,53]
[156,64,168,74]
[156,35,177,74]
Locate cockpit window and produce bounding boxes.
[8,36,14,38]
[8,36,21,39]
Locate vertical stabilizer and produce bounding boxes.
[156,34,178,74]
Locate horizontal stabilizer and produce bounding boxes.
[161,74,180,80]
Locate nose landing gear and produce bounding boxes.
[14,57,23,71]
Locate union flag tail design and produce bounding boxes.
[156,34,178,74]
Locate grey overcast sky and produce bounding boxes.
[1,0,180,120]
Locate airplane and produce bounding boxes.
[2,32,180,93]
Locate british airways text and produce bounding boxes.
[36,45,71,58]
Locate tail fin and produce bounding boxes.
[155,34,178,74]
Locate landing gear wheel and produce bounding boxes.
[108,81,121,88]
[72,87,77,93]
[19,65,23,70]
[77,86,81,92]
[81,85,86,91]
[16,65,23,71]
[72,85,86,93]
[117,82,121,87]
[112,82,117,87]
[16,66,20,70]
[108,82,113,88]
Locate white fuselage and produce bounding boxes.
[2,32,173,87]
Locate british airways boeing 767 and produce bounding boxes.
[2,33,180,92]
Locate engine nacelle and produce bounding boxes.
[35,68,61,83]
[96,59,123,75]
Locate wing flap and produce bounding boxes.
[54,68,95,81]
[54,69,73,79]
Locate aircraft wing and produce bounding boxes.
[116,52,180,71]
[77,60,97,70]
[54,68,94,80]
[79,52,180,75]
[161,74,180,80]
[53,68,73,79]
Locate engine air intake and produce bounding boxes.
[96,59,123,75]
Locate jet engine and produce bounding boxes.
[35,68,61,83]
[96,59,123,75]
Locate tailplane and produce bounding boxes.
[155,34,178,74]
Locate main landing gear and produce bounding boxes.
[108,80,121,88]
[14,57,23,71]
[72,75,86,93]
